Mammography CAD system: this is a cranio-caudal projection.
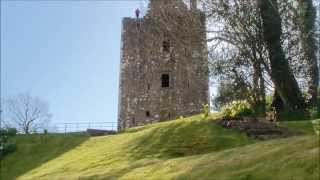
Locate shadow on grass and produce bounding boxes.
[174,136,320,180]
[279,120,316,135]
[0,133,89,180]
[125,119,256,160]
[83,160,160,180]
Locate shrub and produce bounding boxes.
[308,107,318,119]
[312,119,320,136]
[0,128,17,159]
[6,128,17,136]
[0,128,17,137]
[0,142,16,158]
[202,104,210,119]
[265,95,273,111]
[221,100,254,118]
[317,95,320,118]
[278,109,309,121]
[43,129,48,135]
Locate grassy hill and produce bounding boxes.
[1,114,319,180]
[0,133,88,180]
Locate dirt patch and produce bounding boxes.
[215,117,298,140]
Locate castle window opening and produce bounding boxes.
[162,40,170,52]
[170,51,175,62]
[146,111,150,117]
[161,74,170,88]
[147,83,151,90]
[132,117,136,125]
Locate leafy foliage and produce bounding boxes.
[308,107,319,119]
[221,100,254,118]
[0,128,17,159]
[317,88,320,117]
[265,95,273,111]
[201,104,210,119]
[213,80,250,110]
[312,119,320,135]
[206,0,319,114]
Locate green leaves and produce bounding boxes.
[201,104,210,119]
[221,100,254,118]
[0,128,17,159]
[311,119,320,135]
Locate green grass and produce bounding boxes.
[279,120,316,135]
[1,115,319,180]
[0,133,89,180]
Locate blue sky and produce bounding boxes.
[1,1,148,128]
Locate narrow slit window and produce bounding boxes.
[146,111,150,117]
[161,74,170,88]
[162,40,170,52]
[132,117,135,125]
[170,51,175,62]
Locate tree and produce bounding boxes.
[297,0,319,107]
[203,0,268,115]
[4,94,52,134]
[200,0,319,114]
[257,0,306,110]
[213,79,250,110]
[139,0,318,115]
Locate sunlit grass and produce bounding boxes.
[1,114,319,180]
[0,134,89,180]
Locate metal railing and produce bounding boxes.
[47,122,117,134]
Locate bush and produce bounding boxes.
[312,119,320,135]
[317,95,320,118]
[308,107,318,119]
[0,128,17,137]
[278,109,309,121]
[221,100,254,118]
[43,129,48,135]
[0,142,16,159]
[202,104,210,119]
[265,95,273,111]
[7,128,18,136]
[0,128,17,159]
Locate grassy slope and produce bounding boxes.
[2,115,319,180]
[0,134,88,180]
[279,120,316,135]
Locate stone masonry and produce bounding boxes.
[118,0,209,130]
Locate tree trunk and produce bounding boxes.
[257,0,306,110]
[253,61,266,116]
[297,0,319,107]
[259,64,266,116]
[272,90,284,120]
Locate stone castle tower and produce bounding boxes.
[118,0,209,130]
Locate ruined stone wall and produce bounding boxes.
[118,0,209,130]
